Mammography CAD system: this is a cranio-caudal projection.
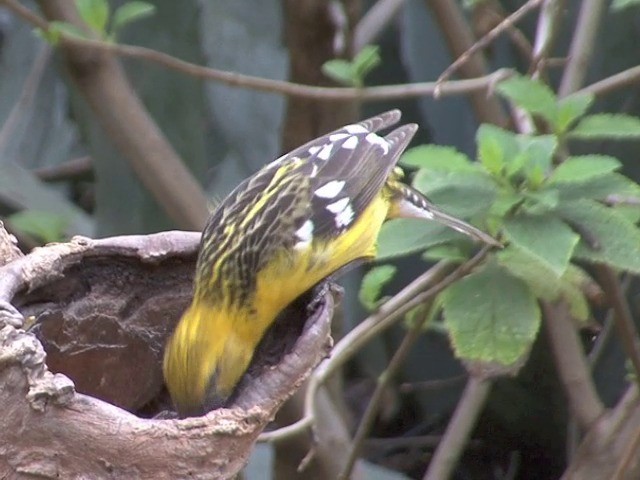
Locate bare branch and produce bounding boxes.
[542,301,604,430]
[422,377,492,480]
[558,0,608,97]
[425,0,509,126]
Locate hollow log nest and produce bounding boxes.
[0,223,334,479]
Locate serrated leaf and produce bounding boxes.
[442,262,541,367]
[359,265,397,311]
[517,134,558,181]
[548,155,622,184]
[476,124,518,174]
[75,0,110,34]
[556,93,594,134]
[498,245,589,321]
[376,219,461,260]
[522,189,560,214]
[557,172,640,202]
[8,210,69,243]
[322,59,356,86]
[503,213,579,276]
[570,114,640,139]
[413,169,497,219]
[399,145,475,171]
[490,191,524,218]
[112,1,156,33]
[496,75,557,124]
[558,199,640,273]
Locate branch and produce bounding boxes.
[0,0,512,104]
[32,0,210,231]
[354,0,407,53]
[338,300,435,479]
[557,0,607,97]
[436,0,543,90]
[422,376,492,480]
[542,301,604,430]
[425,0,509,127]
[596,265,640,381]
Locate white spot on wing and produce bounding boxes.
[344,124,368,134]
[308,146,321,155]
[326,197,350,213]
[294,219,314,251]
[329,133,349,142]
[318,143,333,160]
[342,135,359,150]
[326,197,355,228]
[315,180,345,198]
[310,163,319,177]
[295,219,314,241]
[366,133,390,154]
[335,204,354,228]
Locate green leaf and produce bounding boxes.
[558,199,640,273]
[376,219,461,260]
[400,145,475,172]
[442,262,541,366]
[498,246,589,321]
[561,265,594,321]
[556,93,594,134]
[322,59,356,86]
[503,213,579,276]
[570,114,640,139]
[611,0,640,11]
[557,172,640,202]
[8,210,69,243]
[46,21,90,42]
[522,189,560,214]
[413,169,498,219]
[476,124,518,175]
[112,1,156,34]
[496,75,557,124]
[75,0,110,34]
[359,265,397,311]
[422,244,468,263]
[490,191,524,218]
[353,45,381,79]
[520,135,557,171]
[548,155,622,184]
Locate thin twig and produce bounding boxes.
[529,0,565,78]
[577,65,640,98]
[436,0,543,91]
[425,0,508,126]
[557,0,608,97]
[0,0,512,103]
[542,301,604,430]
[422,376,492,480]
[260,247,491,445]
[33,156,93,181]
[338,301,435,479]
[596,265,640,381]
[399,374,467,393]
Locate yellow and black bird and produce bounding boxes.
[163,110,499,417]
